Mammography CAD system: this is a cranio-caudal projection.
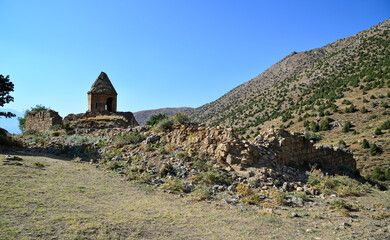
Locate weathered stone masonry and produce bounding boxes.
[25,110,63,132]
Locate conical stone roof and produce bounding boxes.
[88,72,117,95]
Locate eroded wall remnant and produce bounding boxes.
[26,110,63,132]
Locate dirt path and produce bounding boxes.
[0,153,388,239]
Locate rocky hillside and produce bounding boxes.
[134,107,194,125]
[192,18,390,175]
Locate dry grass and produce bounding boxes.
[0,153,289,240]
[1,153,389,239]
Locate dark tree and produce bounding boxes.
[0,74,15,118]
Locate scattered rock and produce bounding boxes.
[290,211,298,218]
[5,155,23,161]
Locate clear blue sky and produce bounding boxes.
[0,0,389,118]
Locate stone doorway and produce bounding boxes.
[106,97,113,112]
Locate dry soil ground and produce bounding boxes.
[0,152,389,240]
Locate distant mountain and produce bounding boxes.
[191,18,390,175]
[0,108,23,134]
[133,107,194,126]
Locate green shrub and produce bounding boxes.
[319,118,330,131]
[50,130,61,137]
[342,99,352,105]
[360,106,368,113]
[379,120,390,130]
[381,102,388,108]
[114,131,144,144]
[329,199,353,216]
[33,162,44,168]
[366,167,390,181]
[342,121,352,133]
[345,104,357,113]
[307,173,365,197]
[361,139,370,149]
[63,123,75,135]
[146,113,167,126]
[193,184,212,200]
[269,188,286,205]
[156,118,174,131]
[369,143,381,156]
[374,128,382,135]
[161,178,185,193]
[338,140,346,147]
[173,112,190,124]
[310,121,319,132]
[198,169,231,185]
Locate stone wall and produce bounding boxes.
[26,110,63,132]
[252,129,356,171]
[64,111,138,133]
[88,93,117,112]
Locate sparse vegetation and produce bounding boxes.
[155,118,174,131]
[366,166,390,181]
[361,139,370,149]
[307,171,365,197]
[146,113,167,126]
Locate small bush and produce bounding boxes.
[173,112,190,124]
[161,178,185,193]
[369,143,381,156]
[319,118,330,131]
[361,139,370,149]
[146,114,167,126]
[198,169,231,185]
[50,131,61,137]
[360,106,368,113]
[268,188,286,205]
[338,140,346,147]
[342,99,352,105]
[33,162,44,168]
[329,199,353,216]
[193,184,212,200]
[374,128,382,135]
[342,121,352,133]
[310,121,319,132]
[307,173,365,197]
[345,104,357,113]
[366,167,390,181]
[63,123,75,135]
[115,131,144,145]
[379,120,390,130]
[156,118,174,131]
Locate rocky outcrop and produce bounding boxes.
[141,124,356,173]
[26,110,63,132]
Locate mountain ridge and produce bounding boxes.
[191,18,390,175]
